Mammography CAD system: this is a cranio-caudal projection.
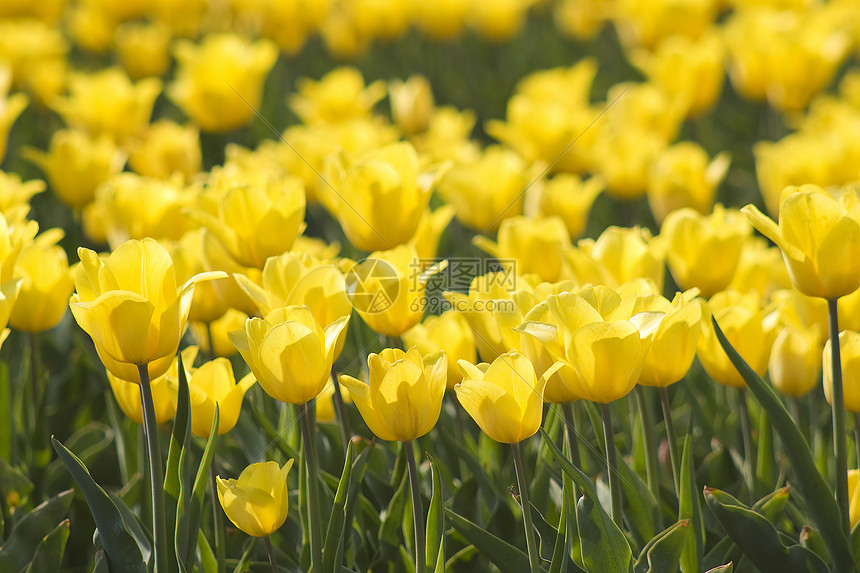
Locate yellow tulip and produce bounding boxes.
[566,226,664,291]
[25,129,127,209]
[95,173,197,248]
[413,107,480,165]
[770,324,823,398]
[186,358,256,437]
[127,120,201,181]
[743,185,860,299]
[228,305,349,405]
[474,216,570,283]
[553,0,611,41]
[51,67,161,143]
[466,0,534,42]
[389,75,434,136]
[0,19,68,105]
[647,142,731,225]
[437,145,533,232]
[518,286,657,403]
[455,350,562,443]
[113,21,170,80]
[345,245,444,337]
[323,141,442,252]
[591,127,665,201]
[168,34,278,133]
[409,0,469,40]
[190,309,248,358]
[106,347,193,424]
[613,0,718,50]
[661,205,751,298]
[849,469,860,529]
[0,171,44,216]
[534,174,604,240]
[189,174,306,269]
[727,237,792,301]
[0,65,27,165]
[699,290,775,388]
[403,311,476,387]
[339,347,447,441]
[69,238,225,383]
[217,460,294,537]
[10,229,74,333]
[633,290,704,388]
[289,67,386,125]
[824,330,860,412]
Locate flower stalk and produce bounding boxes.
[405,440,426,573]
[511,441,540,573]
[829,298,850,535]
[138,364,167,573]
[299,401,323,572]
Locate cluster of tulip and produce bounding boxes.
[6,0,860,572]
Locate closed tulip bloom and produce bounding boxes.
[345,245,444,337]
[187,358,256,437]
[403,311,476,387]
[849,470,860,529]
[168,34,278,133]
[466,0,533,42]
[635,291,705,388]
[727,237,792,301]
[323,142,441,252]
[661,205,751,298]
[647,142,731,225]
[229,305,349,405]
[127,120,201,181]
[699,290,775,388]
[69,238,225,383]
[569,226,665,291]
[217,460,294,537]
[107,346,193,424]
[535,174,603,240]
[0,171,44,216]
[474,216,570,283]
[25,129,127,209]
[455,351,562,443]
[824,331,860,412]
[770,325,822,398]
[10,230,75,333]
[289,67,386,125]
[743,185,860,299]
[613,0,718,50]
[51,68,161,143]
[113,21,170,80]
[190,175,306,269]
[519,287,657,403]
[339,347,447,441]
[389,74,434,136]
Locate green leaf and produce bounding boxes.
[704,487,829,573]
[0,456,34,509]
[22,518,70,573]
[177,405,220,569]
[51,437,147,573]
[539,428,631,573]
[704,565,733,573]
[634,520,689,573]
[231,538,257,573]
[0,489,72,572]
[106,490,152,565]
[616,451,659,544]
[380,469,409,549]
[547,482,570,573]
[165,350,191,499]
[755,411,775,495]
[751,485,790,523]
[712,315,852,570]
[323,440,354,573]
[0,363,10,463]
[679,430,703,573]
[801,526,829,564]
[425,453,444,571]
[196,530,217,573]
[445,508,533,573]
[45,422,113,488]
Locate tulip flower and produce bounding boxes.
[113,21,170,80]
[127,120,201,181]
[0,171,44,216]
[567,225,664,291]
[0,19,69,104]
[323,141,442,252]
[534,174,603,240]
[743,185,860,300]
[0,65,27,166]
[613,0,718,50]
[770,324,823,398]
[186,358,256,437]
[217,460,294,537]
[660,205,751,298]
[25,128,127,209]
[389,75,434,136]
[189,173,306,269]
[824,331,860,413]
[168,34,278,133]
[229,305,348,406]
[409,205,456,260]
[849,469,860,529]
[345,244,444,337]
[728,237,792,301]
[289,67,386,125]
[403,311,476,387]
[10,229,75,333]
[474,216,570,283]
[466,0,532,42]
[413,107,480,165]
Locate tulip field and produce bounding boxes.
[6,1,860,572]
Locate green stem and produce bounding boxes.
[331,367,350,451]
[829,297,850,536]
[854,413,860,472]
[299,401,323,573]
[210,459,226,573]
[601,403,622,525]
[737,387,756,499]
[791,396,809,444]
[635,386,660,505]
[561,402,581,490]
[264,535,279,573]
[405,440,426,573]
[511,441,541,573]
[138,364,167,573]
[659,387,681,495]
